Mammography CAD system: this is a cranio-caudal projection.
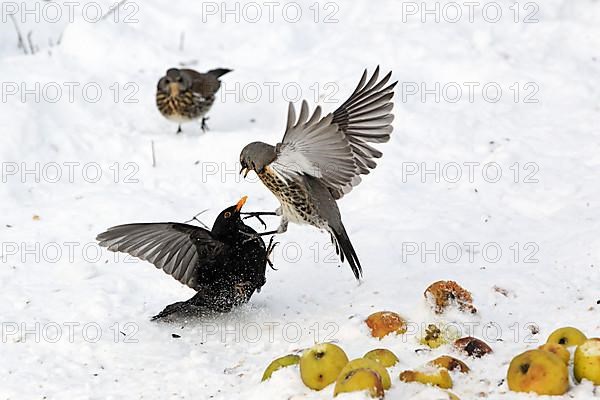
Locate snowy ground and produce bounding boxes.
[1,0,599,398]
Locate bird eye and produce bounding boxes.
[224,212,232,218]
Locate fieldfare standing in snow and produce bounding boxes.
[156,67,231,134]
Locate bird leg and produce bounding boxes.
[275,217,288,234]
[201,117,210,132]
[240,217,288,243]
[234,282,253,300]
[241,211,278,229]
[266,235,279,269]
[176,124,182,134]
[257,217,288,236]
[250,218,288,237]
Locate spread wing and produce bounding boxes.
[96,223,224,290]
[272,66,396,199]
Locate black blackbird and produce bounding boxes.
[156,67,232,133]
[96,197,275,320]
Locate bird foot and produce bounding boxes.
[240,229,279,244]
[176,125,182,134]
[201,117,210,133]
[241,211,277,229]
[266,236,279,270]
[234,281,253,300]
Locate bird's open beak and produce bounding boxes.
[168,82,180,96]
[240,167,249,178]
[235,196,248,212]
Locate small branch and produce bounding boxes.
[151,140,156,167]
[9,15,27,55]
[27,31,36,55]
[184,210,210,229]
[101,0,128,21]
[179,31,185,52]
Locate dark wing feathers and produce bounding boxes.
[274,67,396,199]
[96,223,223,289]
[181,68,230,98]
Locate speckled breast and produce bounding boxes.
[258,166,327,228]
[156,91,213,121]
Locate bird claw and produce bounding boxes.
[234,281,252,299]
[242,213,267,229]
[266,236,279,270]
[239,231,261,243]
[241,211,277,230]
[201,117,210,132]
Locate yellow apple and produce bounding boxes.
[574,338,600,384]
[538,343,570,365]
[365,311,407,339]
[261,354,300,381]
[547,326,587,347]
[334,368,385,398]
[339,358,392,389]
[299,343,349,390]
[444,391,461,400]
[428,355,470,373]
[507,349,569,395]
[364,349,399,367]
[399,368,453,389]
[420,324,448,349]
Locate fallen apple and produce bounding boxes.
[399,367,453,389]
[299,343,349,390]
[364,349,399,368]
[339,358,392,389]
[428,355,470,373]
[507,349,569,395]
[261,354,300,381]
[546,326,587,348]
[365,311,407,339]
[538,343,570,365]
[334,368,385,398]
[574,338,600,385]
[420,324,448,349]
[453,337,492,358]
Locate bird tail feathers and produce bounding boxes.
[207,68,232,78]
[330,224,362,280]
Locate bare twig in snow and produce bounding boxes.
[184,210,210,230]
[27,31,36,54]
[151,140,156,168]
[179,32,185,51]
[101,0,128,21]
[9,15,27,55]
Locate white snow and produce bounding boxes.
[1,0,599,399]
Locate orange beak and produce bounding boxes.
[235,196,248,212]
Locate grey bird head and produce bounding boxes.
[239,142,277,177]
[157,68,193,96]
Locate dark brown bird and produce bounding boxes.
[239,67,396,280]
[96,197,276,320]
[156,67,231,134]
